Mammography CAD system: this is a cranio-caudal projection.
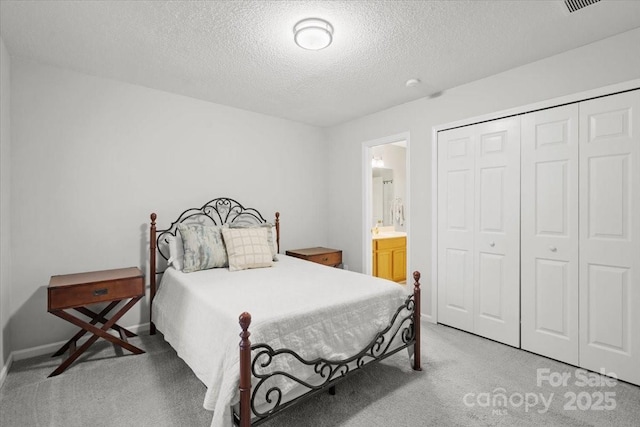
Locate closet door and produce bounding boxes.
[437,117,521,347]
[579,90,640,385]
[437,126,475,332]
[473,118,521,347]
[521,105,579,365]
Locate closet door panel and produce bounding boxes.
[579,90,640,386]
[521,105,579,365]
[587,155,629,243]
[437,127,475,332]
[473,118,521,347]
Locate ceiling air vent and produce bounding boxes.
[564,0,601,13]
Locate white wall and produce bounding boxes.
[0,37,11,370]
[5,26,640,356]
[326,28,640,319]
[9,58,328,352]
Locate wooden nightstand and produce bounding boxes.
[47,267,145,377]
[285,247,342,267]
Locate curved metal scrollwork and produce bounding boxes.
[247,293,416,422]
[156,197,267,261]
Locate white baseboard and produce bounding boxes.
[0,352,13,390]
[11,322,151,362]
[421,313,435,324]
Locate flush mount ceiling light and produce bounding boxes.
[294,18,334,50]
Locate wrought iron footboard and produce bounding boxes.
[235,272,422,426]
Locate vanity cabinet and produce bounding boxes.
[373,236,406,282]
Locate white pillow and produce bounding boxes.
[166,233,184,271]
[222,227,273,272]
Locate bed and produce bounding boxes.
[148,197,422,427]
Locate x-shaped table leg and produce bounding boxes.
[48,296,144,377]
[51,301,121,357]
[74,306,138,339]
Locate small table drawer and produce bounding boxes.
[305,251,342,266]
[48,267,144,311]
[286,247,342,267]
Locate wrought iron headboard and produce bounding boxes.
[155,197,275,262]
[148,197,280,334]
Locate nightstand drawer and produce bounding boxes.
[286,247,342,267]
[306,251,342,266]
[48,268,144,310]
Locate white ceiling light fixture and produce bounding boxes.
[294,18,334,50]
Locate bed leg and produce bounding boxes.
[412,271,422,371]
[275,212,280,254]
[239,312,252,427]
[150,213,157,335]
[329,385,336,395]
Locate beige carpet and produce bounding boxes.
[1,322,639,426]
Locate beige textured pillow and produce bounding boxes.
[229,222,279,261]
[222,227,273,271]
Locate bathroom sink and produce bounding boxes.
[372,231,407,240]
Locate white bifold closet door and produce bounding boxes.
[521,104,579,366]
[437,117,521,347]
[579,90,640,385]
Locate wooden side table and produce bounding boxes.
[285,247,342,267]
[47,267,145,377]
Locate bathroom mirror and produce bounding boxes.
[372,167,393,226]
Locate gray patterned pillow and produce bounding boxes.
[177,224,228,273]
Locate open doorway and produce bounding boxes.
[362,133,410,283]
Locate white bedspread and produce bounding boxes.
[153,255,409,427]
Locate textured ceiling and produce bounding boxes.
[1,0,640,127]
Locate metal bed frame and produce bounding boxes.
[148,197,422,426]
